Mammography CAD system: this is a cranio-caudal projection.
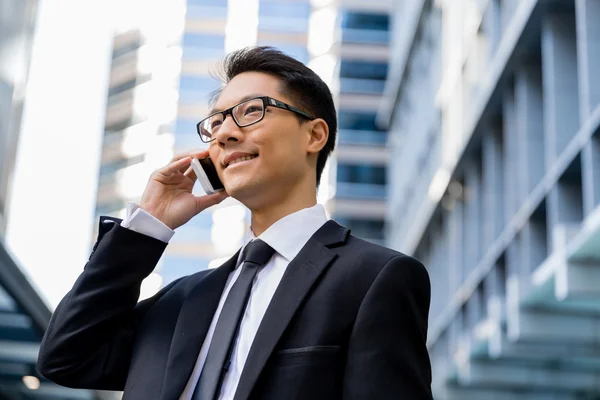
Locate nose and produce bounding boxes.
[215,114,244,148]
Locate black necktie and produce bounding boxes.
[192,239,276,400]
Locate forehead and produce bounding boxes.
[214,72,288,109]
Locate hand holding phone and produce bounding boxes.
[139,151,228,230]
[191,157,225,194]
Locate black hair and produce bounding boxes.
[213,46,337,188]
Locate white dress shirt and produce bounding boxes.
[120,202,329,400]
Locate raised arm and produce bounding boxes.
[37,219,176,390]
[38,150,228,390]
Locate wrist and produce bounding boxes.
[139,203,170,228]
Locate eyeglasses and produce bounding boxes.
[196,96,315,143]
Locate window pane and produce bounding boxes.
[339,78,385,94]
[339,61,388,80]
[336,218,385,240]
[338,130,387,145]
[340,11,389,44]
[337,112,379,131]
[341,12,389,31]
[337,164,386,185]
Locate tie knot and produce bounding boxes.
[241,239,276,267]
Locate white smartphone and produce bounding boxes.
[191,157,225,194]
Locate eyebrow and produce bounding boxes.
[208,93,265,115]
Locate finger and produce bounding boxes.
[183,166,197,181]
[195,190,229,212]
[160,156,192,174]
[170,149,210,163]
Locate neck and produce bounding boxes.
[249,177,317,237]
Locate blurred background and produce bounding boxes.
[1,0,599,398]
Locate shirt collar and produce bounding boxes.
[242,204,329,262]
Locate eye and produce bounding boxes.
[244,106,263,115]
[211,120,222,129]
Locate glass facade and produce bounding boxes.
[182,32,226,60]
[340,11,389,45]
[258,0,311,33]
[382,1,600,399]
[339,61,387,94]
[338,111,379,131]
[187,0,229,19]
[335,217,384,242]
[333,7,390,244]
[339,61,388,80]
[111,39,141,60]
[338,129,387,145]
[337,164,386,186]
[178,75,221,103]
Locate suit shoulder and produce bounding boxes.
[345,234,407,261]
[341,235,426,277]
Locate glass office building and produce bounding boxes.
[380,0,600,398]
[331,3,391,244]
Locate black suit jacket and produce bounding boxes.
[38,216,432,399]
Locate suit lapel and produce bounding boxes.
[160,252,239,400]
[233,220,350,400]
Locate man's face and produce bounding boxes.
[207,72,312,205]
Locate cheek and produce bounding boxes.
[208,146,220,163]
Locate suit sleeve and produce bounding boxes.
[343,255,433,399]
[37,217,180,390]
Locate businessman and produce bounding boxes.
[38,46,432,399]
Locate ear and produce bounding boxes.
[306,118,329,155]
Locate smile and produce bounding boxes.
[227,155,258,167]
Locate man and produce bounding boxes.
[38,46,432,399]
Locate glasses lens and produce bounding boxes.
[233,98,264,126]
[198,113,224,142]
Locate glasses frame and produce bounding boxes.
[196,96,315,143]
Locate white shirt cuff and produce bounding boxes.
[120,202,175,243]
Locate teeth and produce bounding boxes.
[229,155,256,166]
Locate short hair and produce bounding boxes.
[213,46,337,188]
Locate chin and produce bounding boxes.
[225,178,269,208]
